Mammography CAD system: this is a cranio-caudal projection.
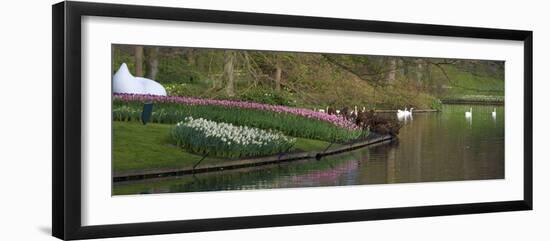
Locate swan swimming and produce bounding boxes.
[397,107,407,116]
[397,107,414,118]
[397,107,414,122]
[397,108,407,118]
[491,108,497,118]
[465,107,472,118]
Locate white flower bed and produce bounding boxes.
[172,117,296,158]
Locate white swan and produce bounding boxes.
[397,107,407,119]
[398,107,414,118]
[397,107,407,115]
[113,63,167,96]
[406,108,414,116]
[465,107,472,118]
[491,108,497,118]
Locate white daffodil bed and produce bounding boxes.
[172,117,296,158]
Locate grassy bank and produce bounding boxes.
[113,121,334,174]
[152,64,504,110]
[113,141,366,195]
[437,65,504,104]
[440,95,504,104]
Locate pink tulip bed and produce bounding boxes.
[113,94,364,142]
[114,93,358,130]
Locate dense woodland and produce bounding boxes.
[112,45,504,109]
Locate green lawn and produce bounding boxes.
[113,121,334,174]
[440,65,504,98]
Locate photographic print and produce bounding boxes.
[111,44,505,195]
[53,3,532,238]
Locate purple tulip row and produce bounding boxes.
[113,93,359,130]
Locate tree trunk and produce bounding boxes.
[274,59,282,92]
[424,64,433,91]
[186,49,195,66]
[386,58,396,84]
[223,50,236,96]
[402,59,410,80]
[146,47,159,80]
[397,58,404,76]
[134,46,144,76]
[416,60,423,91]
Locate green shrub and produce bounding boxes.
[238,89,295,106]
[431,99,443,110]
[156,55,204,84]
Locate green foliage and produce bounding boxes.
[237,89,295,106]
[113,101,362,142]
[112,48,135,74]
[112,45,505,110]
[372,87,440,110]
[431,98,443,110]
[164,82,213,97]
[156,55,204,83]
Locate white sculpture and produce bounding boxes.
[112,63,167,96]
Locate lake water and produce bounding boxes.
[113,104,505,195]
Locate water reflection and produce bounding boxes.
[113,104,505,195]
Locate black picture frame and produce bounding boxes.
[52,1,533,240]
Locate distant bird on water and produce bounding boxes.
[397,107,407,118]
[465,107,472,118]
[491,108,497,118]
